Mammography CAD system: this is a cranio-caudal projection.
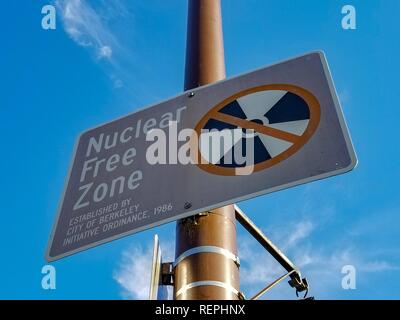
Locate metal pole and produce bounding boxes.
[174,0,240,300]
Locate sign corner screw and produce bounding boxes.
[184,202,192,209]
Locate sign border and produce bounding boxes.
[45,51,357,262]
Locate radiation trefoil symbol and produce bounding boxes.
[195,84,321,175]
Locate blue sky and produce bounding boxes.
[0,0,399,299]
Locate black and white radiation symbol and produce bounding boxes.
[194,84,321,175]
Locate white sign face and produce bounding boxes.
[46,52,356,261]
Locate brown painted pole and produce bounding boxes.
[174,0,240,300]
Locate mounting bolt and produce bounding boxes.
[184,202,192,209]
[188,92,195,98]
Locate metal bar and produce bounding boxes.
[234,205,299,279]
[174,0,240,300]
[250,270,297,300]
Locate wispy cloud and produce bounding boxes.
[54,0,177,104]
[98,45,113,59]
[113,245,152,300]
[55,0,136,91]
[282,220,314,250]
[238,220,314,290]
[113,239,174,300]
[112,217,397,300]
[238,214,398,299]
[237,180,399,299]
[112,180,399,300]
[55,0,121,60]
[361,261,399,272]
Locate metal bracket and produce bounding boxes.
[182,211,210,225]
[175,280,244,299]
[161,262,174,286]
[174,245,240,268]
[250,270,295,300]
[249,270,309,300]
[288,275,309,296]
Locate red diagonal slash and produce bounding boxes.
[212,112,301,143]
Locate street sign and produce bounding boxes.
[149,235,168,300]
[46,51,356,261]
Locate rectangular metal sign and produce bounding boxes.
[46,51,356,261]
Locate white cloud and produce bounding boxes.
[110,74,124,89]
[237,222,315,287]
[113,245,152,300]
[238,217,398,299]
[99,45,112,59]
[361,261,399,272]
[237,187,399,299]
[55,0,120,60]
[112,218,397,300]
[283,221,314,250]
[55,0,139,92]
[113,239,174,300]
[239,246,284,287]
[112,181,399,300]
